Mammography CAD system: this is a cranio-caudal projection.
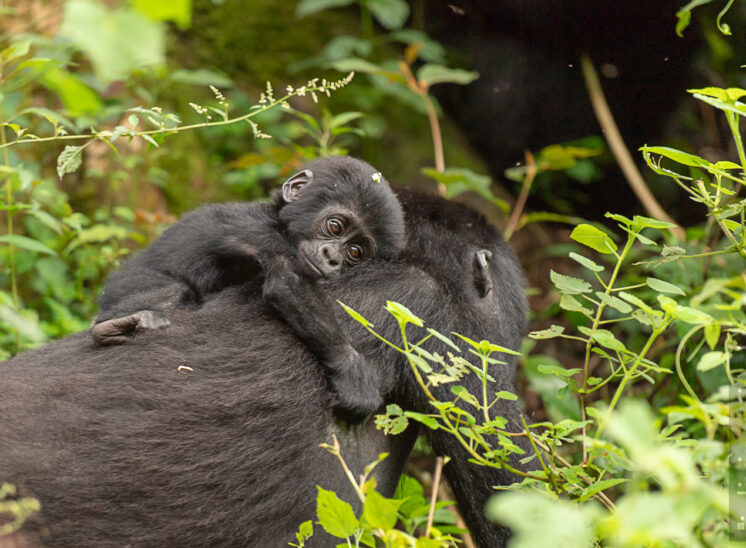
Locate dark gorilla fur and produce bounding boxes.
[0,188,528,548]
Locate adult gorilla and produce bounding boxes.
[0,189,527,547]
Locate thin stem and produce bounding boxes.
[580,56,685,240]
[504,150,537,240]
[675,325,704,402]
[424,457,444,537]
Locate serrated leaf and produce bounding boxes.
[362,490,402,530]
[632,215,678,230]
[0,235,57,256]
[704,323,721,350]
[316,487,359,538]
[569,252,605,272]
[579,327,626,353]
[495,390,518,401]
[560,294,593,315]
[550,270,592,295]
[426,328,460,351]
[404,411,439,430]
[578,478,628,503]
[56,144,85,179]
[537,364,581,378]
[451,385,479,408]
[595,292,633,314]
[570,224,617,254]
[528,325,565,339]
[646,277,686,296]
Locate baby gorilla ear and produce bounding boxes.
[281,169,314,203]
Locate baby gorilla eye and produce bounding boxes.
[346,244,364,262]
[327,217,344,236]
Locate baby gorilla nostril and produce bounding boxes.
[322,244,341,266]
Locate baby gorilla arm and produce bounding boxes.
[92,202,282,344]
[262,255,383,423]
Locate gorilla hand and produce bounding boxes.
[262,255,382,423]
[91,310,171,346]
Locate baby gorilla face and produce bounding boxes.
[297,206,375,278]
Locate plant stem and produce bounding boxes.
[580,56,684,240]
[504,150,537,240]
[424,456,444,537]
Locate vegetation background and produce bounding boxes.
[1,1,744,546]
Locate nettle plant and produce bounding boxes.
[326,86,745,547]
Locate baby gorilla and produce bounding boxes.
[92,156,405,422]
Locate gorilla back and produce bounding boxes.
[0,189,528,547]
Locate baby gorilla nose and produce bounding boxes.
[321,243,343,268]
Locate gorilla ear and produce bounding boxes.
[281,170,314,203]
[474,249,493,298]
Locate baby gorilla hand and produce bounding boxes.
[262,255,383,423]
[91,310,171,346]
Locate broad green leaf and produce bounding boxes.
[362,490,402,530]
[338,301,373,328]
[528,325,565,339]
[451,385,479,408]
[0,235,56,256]
[56,145,85,179]
[537,364,580,378]
[697,351,726,372]
[605,212,634,226]
[569,252,605,272]
[329,111,364,130]
[294,520,313,546]
[632,215,678,230]
[316,487,358,538]
[688,86,746,103]
[570,224,617,254]
[657,295,713,324]
[406,352,432,373]
[132,0,192,29]
[495,390,518,401]
[40,68,102,116]
[417,64,479,87]
[646,277,686,296]
[641,146,711,168]
[422,167,507,211]
[170,68,233,88]
[296,0,355,17]
[404,411,439,430]
[2,39,31,62]
[19,107,75,131]
[578,478,628,503]
[60,0,165,83]
[595,292,633,314]
[426,328,460,352]
[385,301,423,327]
[328,57,383,75]
[363,0,410,30]
[559,294,593,315]
[704,323,721,350]
[550,270,592,295]
[578,327,626,353]
[618,291,656,315]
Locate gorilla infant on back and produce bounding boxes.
[0,159,528,547]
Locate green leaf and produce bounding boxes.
[39,69,102,116]
[697,351,726,372]
[528,325,565,339]
[704,323,721,350]
[578,478,628,503]
[422,167,507,211]
[495,390,518,401]
[416,64,478,87]
[632,215,677,230]
[550,270,592,295]
[0,235,56,256]
[362,490,402,530]
[657,295,713,324]
[56,145,85,179]
[538,364,581,378]
[294,520,313,546]
[20,107,75,131]
[296,0,355,17]
[404,411,439,430]
[327,57,383,75]
[570,224,617,254]
[363,0,409,30]
[426,328,460,352]
[329,111,364,130]
[569,252,605,272]
[451,385,480,409]
[385,301,423,327]
[170,68,233,88]
[316,487,359,539]
[338,301,373,328]
[595,292,633,314]
[559,294,593,315]
[640,146,712,168]
[60,0,165,83]
[132,0,192,29]
[646,277,685,296]
[578,327,626,353]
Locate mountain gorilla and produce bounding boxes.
[92,156,406,423]
[0,188,528,547]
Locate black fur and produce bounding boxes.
[93,156,404,422]
[0,189,528,547]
